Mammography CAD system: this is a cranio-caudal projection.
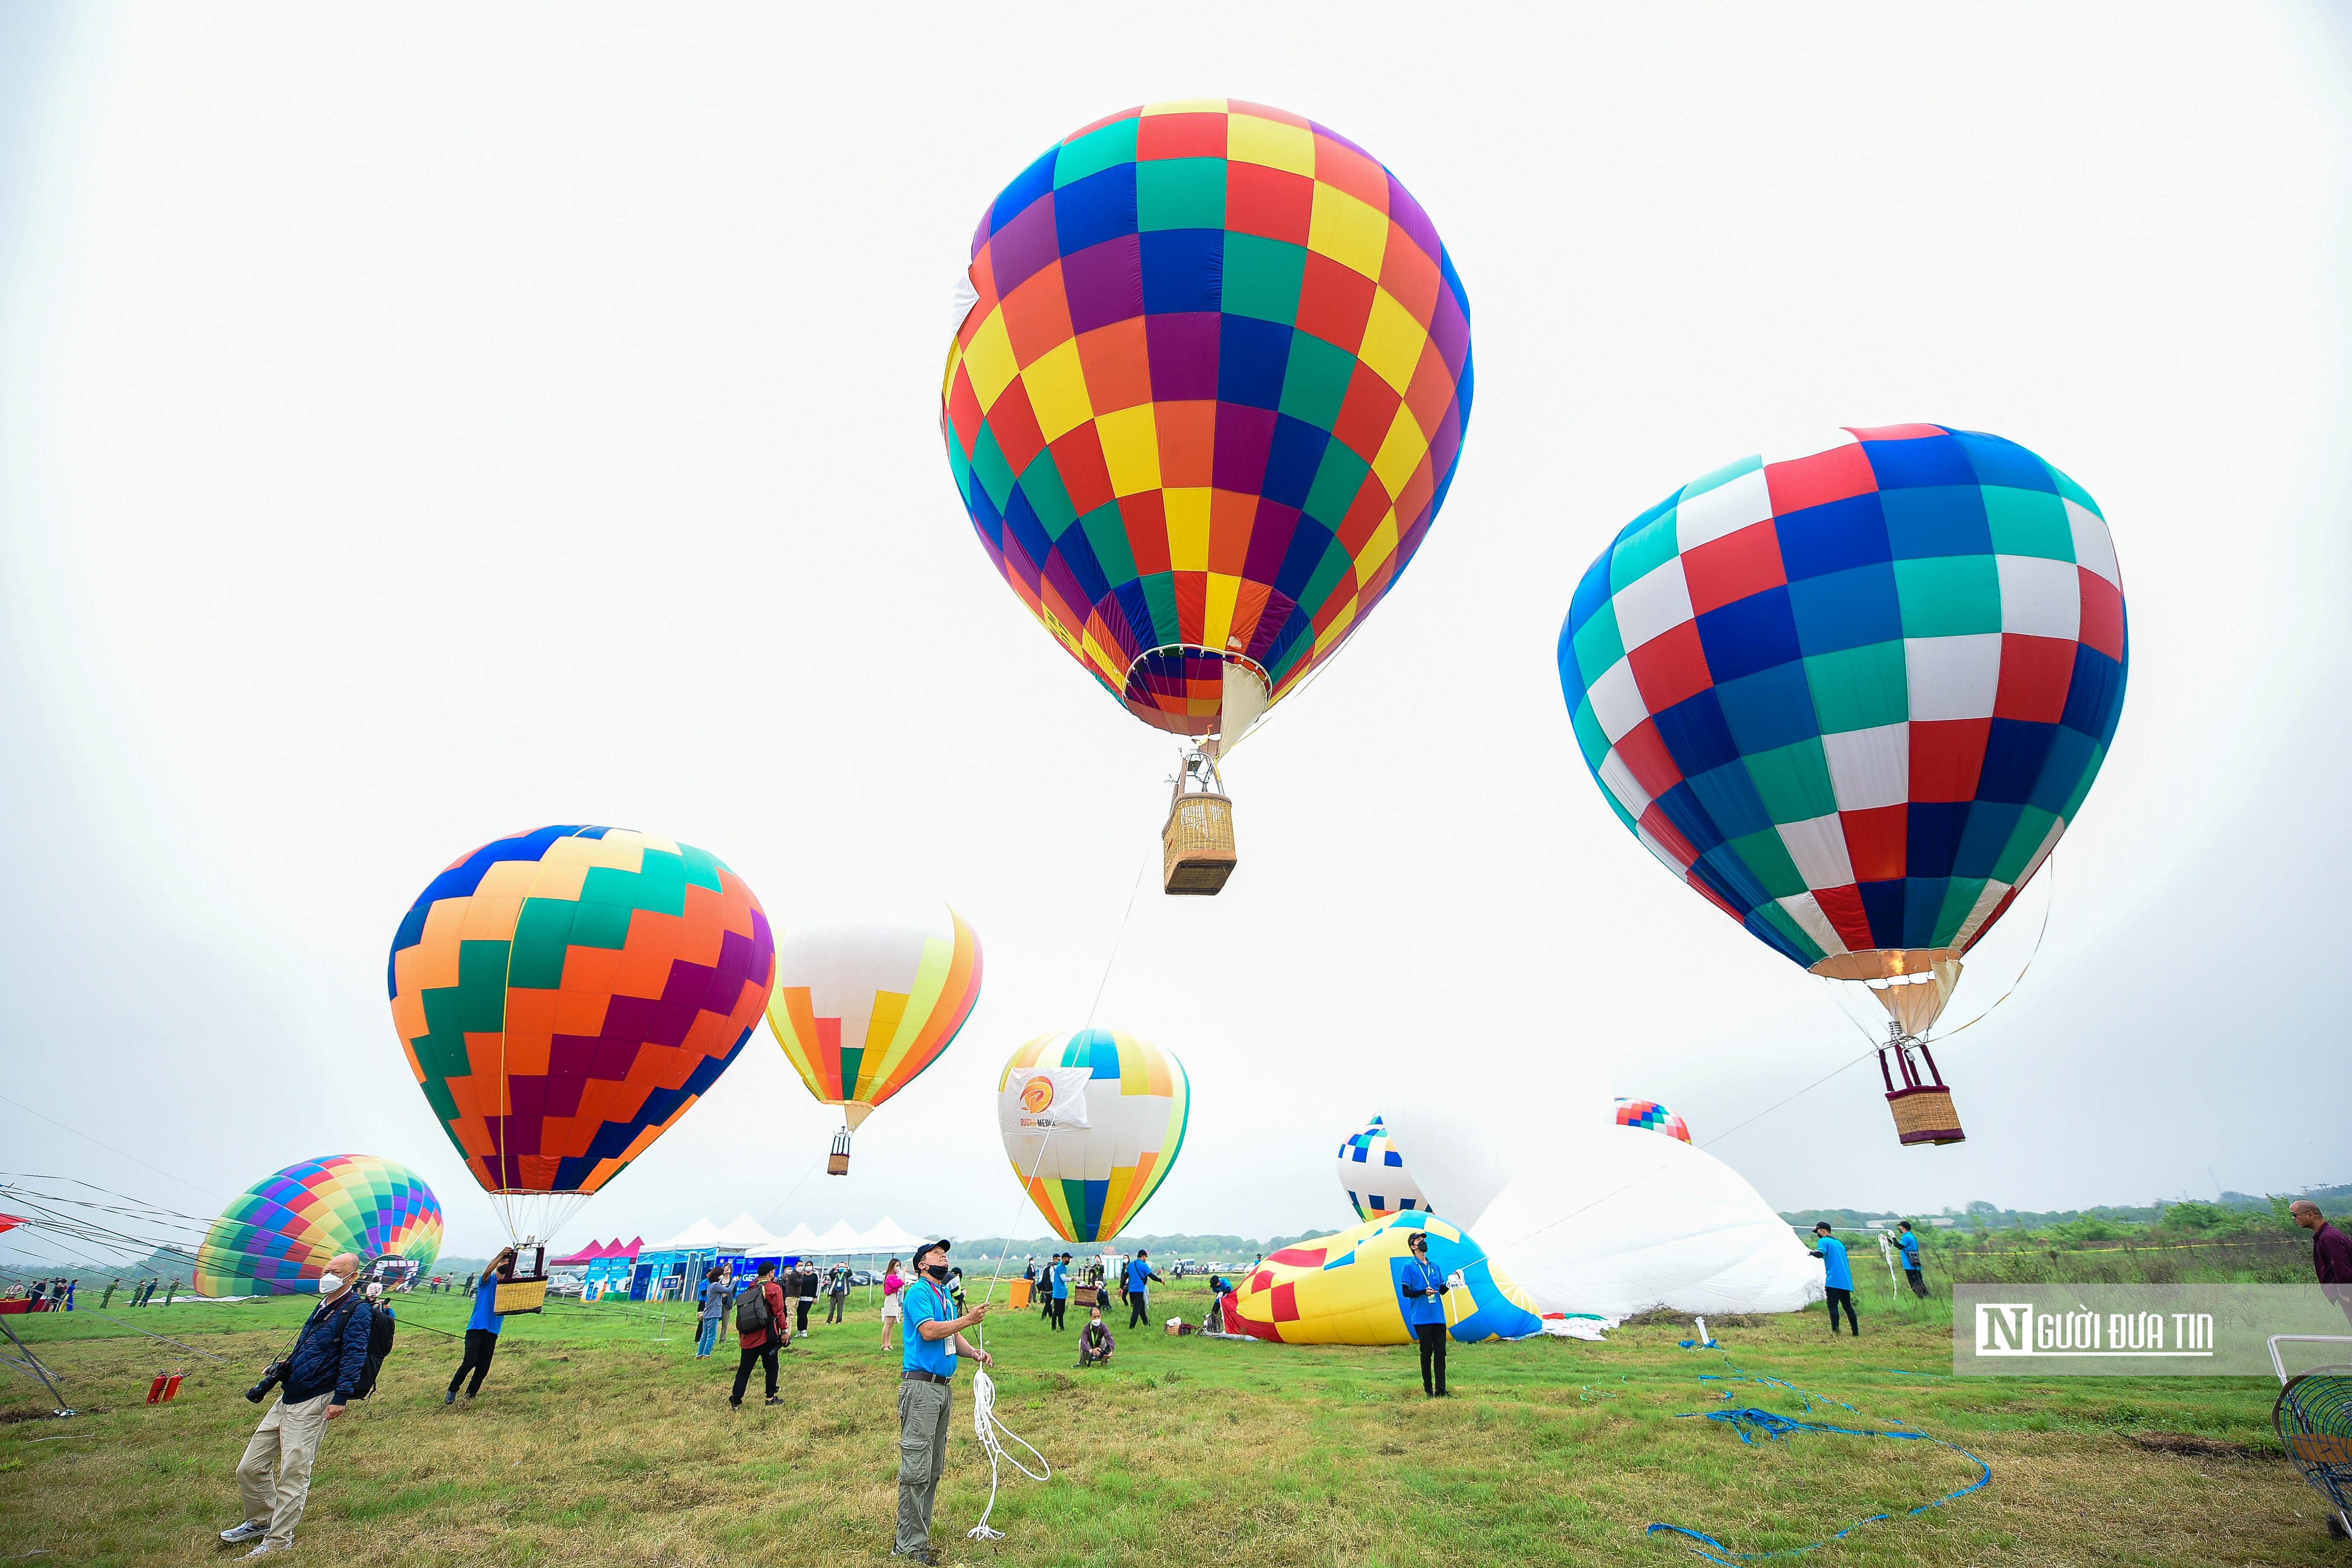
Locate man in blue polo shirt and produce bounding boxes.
[1049,1253,1069,1330]
[1810,1222,1858,1335]
[894,1239,991,1565]
[1896,1221,1929,1298]
[1122,1249,1162,1330]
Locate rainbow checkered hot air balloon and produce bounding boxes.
[997,1029,1188,1243]
[1615,1099,1692,1143]
[1559,426,2127,1149]
[942,100,1472,768]
[387,826,775,1242]
[763,907,983,1175]
[1336,1114,1427,1221]
[193,1156,442,1299]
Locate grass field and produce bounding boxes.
[1,1280,2339,1566]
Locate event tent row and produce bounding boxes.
[645,1214,923,1257]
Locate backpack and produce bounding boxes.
[351,1306,395,1401]
[735,1281,772,1335]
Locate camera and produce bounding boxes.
[244,1360,287,1404]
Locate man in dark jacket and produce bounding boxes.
[2291,1201,2352,1327]
[219,1251,372,1558]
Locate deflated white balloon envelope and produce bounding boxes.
[1379,1054,1611,1231]
[1476,1126,1821,1317]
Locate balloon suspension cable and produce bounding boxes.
[967,1128,1058,1541]
[1084,851,1151,1035]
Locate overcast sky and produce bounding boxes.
[4,6,2348,1264]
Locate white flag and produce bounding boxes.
[1002,1066,1092,1133]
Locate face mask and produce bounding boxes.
[317,1274,346,1295]
[925,1263,951,1281]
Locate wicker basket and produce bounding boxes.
[492,1277,549,1315]
[1886,1085,1965,1146]
[1163,792,1237,895]
[826,1127,851,1177]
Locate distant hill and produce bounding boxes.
[1781,1181,2348,1232]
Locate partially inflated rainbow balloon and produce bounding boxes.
[193,1155,442,1298]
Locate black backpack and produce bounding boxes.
[350,1305,395,1401]
[735,1282,772,1335]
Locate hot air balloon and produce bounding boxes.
[1336,1114,1427,1221]
[1225,1211,1542,1345]
[387,825,775,1247]
[1615,1099,1692,1142]
[943,100,1474,894]
[193,1156,442,1299]
[763,907,983,1176]
[997,1028,1188,1242]
[1558,426,2127,1147]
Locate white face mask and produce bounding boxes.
[317,1273,346,1295]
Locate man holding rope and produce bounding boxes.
[893,1239,990,1565]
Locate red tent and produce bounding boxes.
[551,1236,645,1266]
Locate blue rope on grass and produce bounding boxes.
[1645,1358,1992,1565]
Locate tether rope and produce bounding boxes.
[1645,1356,1991,1565]
[965,1130,1059,1540]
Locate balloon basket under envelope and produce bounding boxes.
[1886,1086,1964,1145]
[1162,791,1236,895]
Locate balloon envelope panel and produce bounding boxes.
[765,908,983,1118]
[194,1155,443,1298]
[1557,426,2126,968]
[1615,1098,1692,1142]
[1228,1211,1541,1345]
[1335,1113,1426,1220]
[998,1028,1188,1242]
[387,826,775,1198]
[943,100,1474,738]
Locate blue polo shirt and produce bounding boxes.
[1897,1231,1922,1268]
[1050,1264,1068,1300]
[1813,1235,1853,1290]
[1124,1259,1152,1294]
[1400,1257,1448,1327]
[468,1279,504,1334]
[902,1276,958,1379]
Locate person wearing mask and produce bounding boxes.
[946,1265,966,1314]
[217,1251,372,1559]
[695,1267,731,1359]
[1810,1223,1858,1336]
[826,1263,850,1324]
[894,1240,991,1565]
[1123,1250,1162,1330]
[1075,1303,1115,1368]
[2291,1201,2352,1328]
[795,1260,820,1334]
[729,1262,791,1409]
[445,1247,516,1403]
[1049,1253,1070,1331]
[1895,1221,1930,1299]
[880,1258,905,1350]
[1399,1228,1453,1397]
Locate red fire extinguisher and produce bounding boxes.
[146,1369,183,1404]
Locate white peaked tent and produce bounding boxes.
[772,1222,821,1255]
[811,1221,865,1254]
[858,1216,923,1254]
[713,1213,783,1251]
[1477,1126,1823,1317]
[656,1217,726,1251]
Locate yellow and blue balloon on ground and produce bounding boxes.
[1228,1210,1542,1344]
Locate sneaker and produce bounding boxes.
[239,1544,281,1559]
[218,1522,265,1544]
[443,1389,456,1406]
[764,1395,784,1406]
[891,1549,937,1565]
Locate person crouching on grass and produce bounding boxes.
[1810,1222,1858,1335]
[894,1239,991,1565]
[1075,1303,1114,1367]
[217,1251,372,1559]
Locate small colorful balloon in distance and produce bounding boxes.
[997,1027,1188,1243]
[387,825,775,1241]
[764,906,983,1173]
[1226,1211,1541,1345]
[1336,1113,1427,1220]
[193,1155,442,1299]
[1558,425,2126,1145]
[1614,1098,1692,1143]
[943,100,1475,753]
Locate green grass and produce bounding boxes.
[1,1281,2340,1565]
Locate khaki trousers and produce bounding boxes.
[894,1378,953,1554]
[236,1392,333,1548]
